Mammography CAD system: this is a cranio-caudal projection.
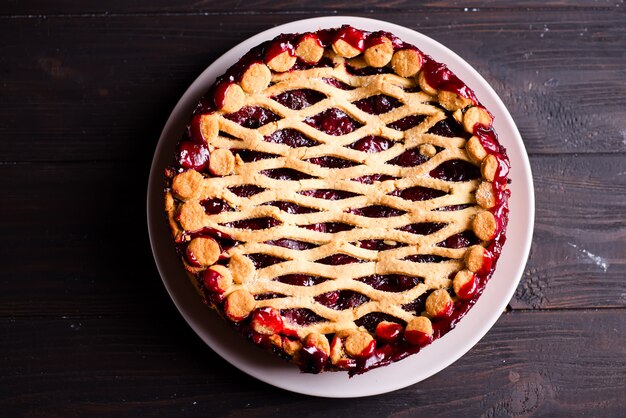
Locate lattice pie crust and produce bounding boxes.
[164,26,510,374]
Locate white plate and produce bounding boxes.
[147,16,534,398]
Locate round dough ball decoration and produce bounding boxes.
[363,35,394,67]
[404,317,434,345]
[265,41,297,72]
[240,62,272,93]
[391,48,423,77]
[332,26,365,58]
[295,33,325,64]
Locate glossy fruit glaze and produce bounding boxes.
[166,25,510,376]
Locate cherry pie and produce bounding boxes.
[164,25,510,375]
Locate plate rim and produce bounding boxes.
[147,15,535,398]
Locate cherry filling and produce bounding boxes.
[356,275,422,292]
[374,321,405,342]
[421,58,477,102]
[437,231,480,248]
[427,117,471,139]
[387,115,426,131]
[307,156,359,168]
[316,254,364,265]
[388,148,429,167]
[348,205,406,218]
[322,77,354,90]
[265,38,295,62]
[390,186,447,201]
[222,217,281,230]
[303,222,354,233]
[272,89,326,110]
[299,189,358,200]
[434,204,474,211]
[300,344,329,374]
[346,64,393,76]
[224,106,281,129]
[282,308,326,326]
[247,253,286,269]
[228,185,265,197]
[263,201,318,214]
[232,149,279,162]
[400,222,446,235]
[353,95,402,115]
[356,240,407,250]
[304,108,362,136]
[430,160,481,182]
[201,198,233,215]
[265,238,317,250]
[352,174,396,184]
[274,274,330,286]
[404,254,450,263]
[265,129,320,147]
[314,290,369,310]
[177,141,210,171]
[261,168,315,180]
[348,136,394,153]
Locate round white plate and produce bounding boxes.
[147,16,534,398]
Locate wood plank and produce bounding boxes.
[1,154,624,316]
[0,11,625,162]
[0,310,624,416]
[1,0,622,15]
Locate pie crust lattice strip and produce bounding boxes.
[164,25,510,375]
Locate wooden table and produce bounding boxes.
[2,1,625,416]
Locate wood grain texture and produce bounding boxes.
[1,0,623,15]
[1,11,625,162]
[1,310,624,417]
[1,155,624,316]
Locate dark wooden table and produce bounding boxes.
[2,1,625,416]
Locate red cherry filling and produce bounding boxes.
[348,205,406,218]
[300,342,329,374]
[421,59,477,102]
[307,156,359,168]
[388,148,429,167]
[272,89,326,110]
[228,184,265,197]
[404,254,450,263]
[456,274,478,299]
[314,290,369,310]
[261,168,315,180]
[265,39,295,62]
[177,141,210,170]
[390,186,447,201]
[303,222,354,233]
[224,106,281,129]
[232,149,279,162]
[213,81,235,109]
[404,330,433,346]
[356,275,422,292]
[202,268,225,293]
[265,129,320,147]
[263,201,318,214]
[348,136,394,153]
[281,308,325,326]
[437,231,480,248]
[353,95,402,115]
[304,108,362,136]
[375,322,404,343]
[201,198,233,215]
[387,115,426,131]
[352,174,396,184]
[299,189,358,200]
[316,254,363,265]
[355,312,405,332]
[265,238,317,250]
[222,217,281,230]
[274,274,330,286]
[334,25,365,52]
[322,77,354,90]
[427,117,471,139]
[247,253,286,269]
[250,308,284,335]
[400,222,446,235]
[430,159,481,182]
[356,239,406,250]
